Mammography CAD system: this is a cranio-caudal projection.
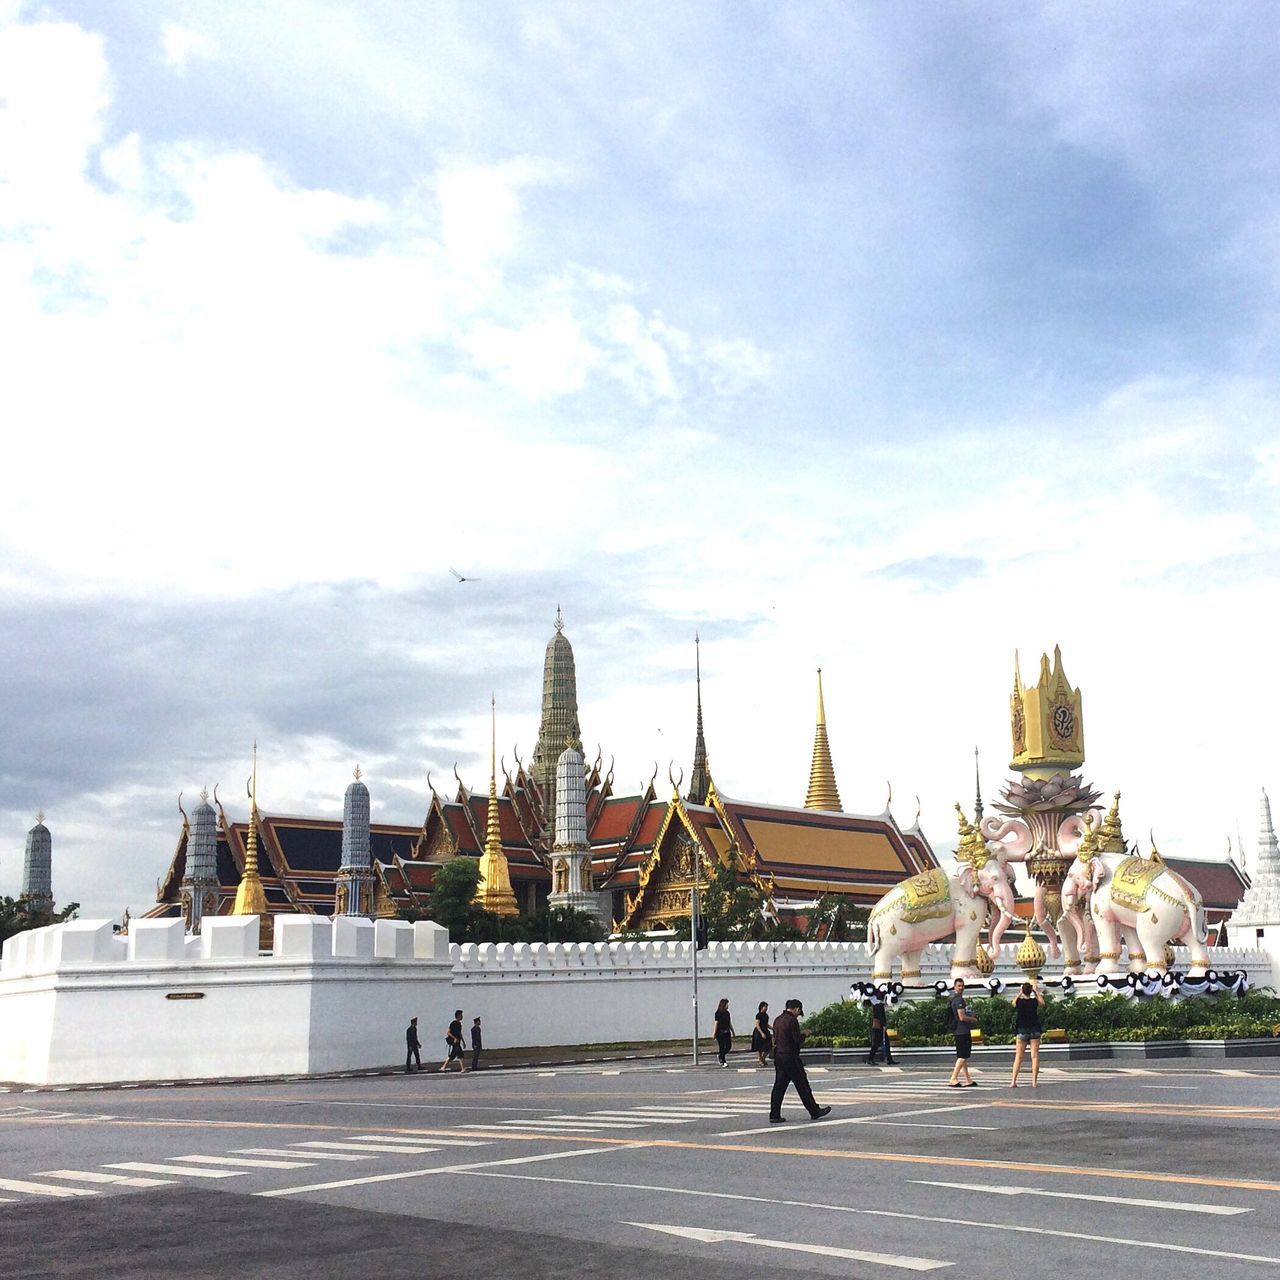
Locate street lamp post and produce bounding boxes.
[691,838,700,1066]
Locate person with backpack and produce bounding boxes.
[1009,979,1045,1088]
[947,979,978,1087]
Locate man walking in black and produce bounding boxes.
[405,1017,421,1073]
[769,998,831,1123]
[470,1016,483,1071]
[440,1009,467,1073]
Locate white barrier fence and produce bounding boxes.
[0,919,1274,1085]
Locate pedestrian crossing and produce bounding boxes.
[457,1097,771,1134]
[0,1132,490,1208]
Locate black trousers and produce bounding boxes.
[406,1044,421,1072]
[868,1026,894,1063]
[471,1046,481,1071]
[770,1054,820,1118]
[716,1031,732,1063]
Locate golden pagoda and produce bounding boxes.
[804,669,842,811]
[475,697,520,917]
[232,743,272,950]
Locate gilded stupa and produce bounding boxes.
[232,743,272,950]
[475,698,520,917]
[804,669,842,811]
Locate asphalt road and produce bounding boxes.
[3,1056,1279,1279]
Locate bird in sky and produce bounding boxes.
[449,568,480,583]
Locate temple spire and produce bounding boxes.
[688,632,710,805]
[974,745,983,820]
[476,696,520,916]
[804,668,842,811]
[531,608,582,836]
[232,741,270,947]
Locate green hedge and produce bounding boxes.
[803,991,1280,1048]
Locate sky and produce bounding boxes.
[1,1,1278,917]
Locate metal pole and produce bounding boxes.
[691,839,700,1066]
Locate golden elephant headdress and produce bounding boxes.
[953,802,991,871]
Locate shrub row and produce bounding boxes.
[803,990,1280,1048]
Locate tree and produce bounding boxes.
[0,897,79,949]
[426,857,483,942]
[806,894,869,942]
[672,863,801,943]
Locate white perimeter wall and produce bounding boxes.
[1,919,1272,1085]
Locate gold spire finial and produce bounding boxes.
[233,743,269,941]
[36,809,45,826]
[475,696,519,917]
[354,764,362,782]
[1096,790,1126,854]
[200,787,209,802]
[554,605,564,633]
[805,669,842,811]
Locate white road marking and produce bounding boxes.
[627,1222,949,1272]
[104,1162,244,1178]
[348,1135,482,1147]
[174,1155,316,1169]
[0,1177,98,1198]
[294,1141,435,1154]
[257,1142,643,1198]
[38,1169,171,1187]
[463,1170,1280,1266]
[728,1101,987,1136]
[234,1148,373,1162]
[547,1117,656,1128]
[1140,1085,1199,1091]
[910,1180,1249,1216]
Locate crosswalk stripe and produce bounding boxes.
[103,1162,244,1178]
[294,1141,438,1154]
[0,1177,98,1198]
[38,1169,170,1188]
[493,1121,637,1131]
[173,1155,314,1170]
[234,1148,373,1162]
[348,1135,482,1147]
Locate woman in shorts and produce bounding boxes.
[1009,979,1045,1088]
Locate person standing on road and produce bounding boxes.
[440,1008,467,1073]
[947,979,978,1088]
[405,1017,422,1073]
[866,993,895,1066]
[768,998,832,1123]
[470,1016,483,1072]
[1009,980,1044,1088]
[712,997,735,1067]
[751,1001,772,1067]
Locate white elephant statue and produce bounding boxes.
[867,840,1018,981]
[1062,846,1209,977]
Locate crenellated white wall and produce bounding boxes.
[0,916,453,1085]
[0,920,1271,1085]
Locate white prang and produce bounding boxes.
[547,741,601,919]
[1230,789,1280,966]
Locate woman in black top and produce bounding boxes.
[751,1001,772,1066]
[1009,979,1045,1088]
[712,998,735,1067]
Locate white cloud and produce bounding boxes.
[160,21,217,73]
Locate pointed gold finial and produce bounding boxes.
[475,695,519,916]
[554,605,564,633]
[234,742,269,933]
[36,809,45,826]
[805,669,842,811]
[200,787,209,802]
[354,764,362,782]
[1097,790,1126,853]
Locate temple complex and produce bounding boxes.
[145,612,939,932]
